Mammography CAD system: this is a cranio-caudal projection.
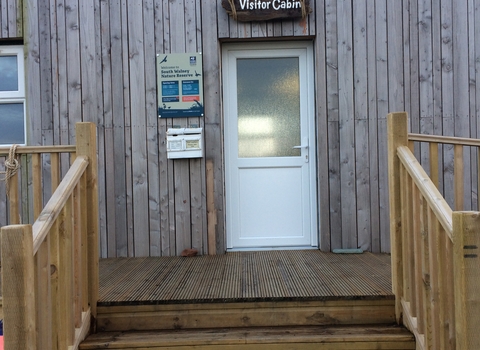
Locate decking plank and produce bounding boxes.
[329,254,388,296]
[200,256,226,300]
[99,258,147,292]
[98,251,392,305]
[127,258,172,302]
[287,250,330,297]
[147,258,194,301]
[306,253,355,297]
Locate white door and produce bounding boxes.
[223,42,317,250]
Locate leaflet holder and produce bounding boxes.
[166,127,203,159]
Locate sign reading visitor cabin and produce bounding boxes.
[157,52,204,118]
[222,0,311,22]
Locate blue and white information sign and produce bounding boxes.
[157,52,204,118]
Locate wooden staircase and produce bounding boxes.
[80,252,415,349]
[80,299,414,349]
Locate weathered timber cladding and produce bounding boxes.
[0,0,22,38]
[0,0,479,256]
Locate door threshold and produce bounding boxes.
[227,246,319,252]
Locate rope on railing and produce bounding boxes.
[0,144,20,197]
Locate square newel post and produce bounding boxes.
[1,224,37,349]
[75,122,99,320]
[453,211,480,349]
[387,111,409,324]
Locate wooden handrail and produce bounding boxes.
[388,112,480,350]
[0,145,76,155]
[32,155,88,254]
[396,146,453,239]
[1,145,77,226]
[409,133,480,147]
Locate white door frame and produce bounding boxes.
[222,41,318,250]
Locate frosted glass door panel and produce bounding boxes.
[236,58,300,158]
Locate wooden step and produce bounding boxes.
[80,325,415,349]
[97,299,396,332]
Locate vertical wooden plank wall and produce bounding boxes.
[353,0,369,253]
[315,1,329,252]
[408,0,479,211]
[1,0,480,256]
[440,0,454,206]
[0,0,14,214]
[0,0,22,38]
[325,0,341,250]
[337,0,355,250]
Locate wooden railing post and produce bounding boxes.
[387,111,409,323]
[75,122,99,321]
[453,211,480,349]
[1,224,37,349]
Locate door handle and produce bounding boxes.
[293,137,309,162]
[293,137,309,150]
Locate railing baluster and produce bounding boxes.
[58,205,68,348]
[9,169,19,224]
[32,153,42,220]
[21,154,30,222]
[80,172,89,312]
[74,182,83,328]
[50,219,60,350]
[51,153,60,192]
[400,165,409,305]
[405,170,415,312]
[445,236,455,347]
[419,196,432,342]
[429,142,439,188]
[427,208,439,349]
[64,196,75,345]
[408,139,414,153]
[434,219,446,350]
[412,184,424,334]
[35,238,52,349]
[454,144,464,211]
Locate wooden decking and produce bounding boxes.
[81,251,416,349]
[99,250,393,305]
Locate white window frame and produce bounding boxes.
[0,45,26,146]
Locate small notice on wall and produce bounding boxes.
[157,53,204,118]
[222,0,311,22]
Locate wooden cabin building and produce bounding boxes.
[1,0,479,258]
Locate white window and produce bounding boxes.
[0,46,26,146]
